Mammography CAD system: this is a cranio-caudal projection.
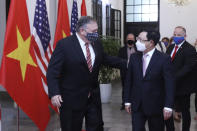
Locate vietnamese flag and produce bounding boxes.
[0,0,50,130]
[81,0,87,16]
[53,0,70,48]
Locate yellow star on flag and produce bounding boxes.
[6,26,37,82]
[62,30,67,38]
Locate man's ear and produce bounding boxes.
[80,28,86,36]
[149,40,154,45]
[184,34,187,39]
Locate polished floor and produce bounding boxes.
[0,80,197,131]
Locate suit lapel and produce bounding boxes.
[91,42,99,72]
[173,42,186,60]
[167,44,175,55]
[144,50,159,78]
[136,52,143,78]
[72,34,90,71]
[124,46,128,59]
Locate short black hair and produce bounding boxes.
[76,16,97,32]
[161,37,170,42]
[146,31,160,46]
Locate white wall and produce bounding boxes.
[160,0,197,44]
[101,0,124,44]
[111,0,124,44]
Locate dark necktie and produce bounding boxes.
[85,43,92,72]
[171,45,178,61]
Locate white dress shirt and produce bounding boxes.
[170,40,185,57]
[76,33,95,66]
[142,48,155,76]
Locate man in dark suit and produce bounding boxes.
[118,33,136,110]
[46,16,126,131]
[166,26,197,131]
[124,30,175,131]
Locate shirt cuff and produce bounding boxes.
[125,103,131,106]
[164,107,172,112]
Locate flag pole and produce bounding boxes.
[14,102,19,131]
[17,106,20,131]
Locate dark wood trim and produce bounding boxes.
[92,0,103,35]
[111,8,121,40]
[6,0,11,21]
[124,0,160,40]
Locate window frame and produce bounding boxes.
[92,0,103,35]
[111,8,121,43]
[125,0,160,22]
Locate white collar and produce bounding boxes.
[175,40,185,48]
[76,33,86,46]
[143,48,155,57]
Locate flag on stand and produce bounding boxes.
[71,0,78,34]
[54,0,70,48]
[32,0,53,93]
[81,0,87,16]
[0,0,50,130]
[32,0,59,114]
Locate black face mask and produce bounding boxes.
[127,40,135,46]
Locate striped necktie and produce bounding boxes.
[85,43,92,72]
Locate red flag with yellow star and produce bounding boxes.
[0,0,50,130]
[53,0,70,48]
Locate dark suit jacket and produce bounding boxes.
[118,46,128,87]
[124,49,175,116]
[166,41,197,95]
[118,46,136,87]
[46,34,126,110]
[118,46,128,60]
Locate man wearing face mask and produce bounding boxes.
[166,26,197,131]
[124,30,175,131]
[46,16,126,131]
[118,33,136,110]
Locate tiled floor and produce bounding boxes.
[0,80,197,131]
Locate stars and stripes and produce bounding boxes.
[32,0,53,94]
[33,0,51,51]
[85,43,93,72]
[71,0,78,34]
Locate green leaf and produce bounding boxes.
[99,36,121,83]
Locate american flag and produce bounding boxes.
[71,0,78,34]
[32,0,53,94]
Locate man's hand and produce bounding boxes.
[51,95,63,107]
[163,108,172,120]
[125,105,132,114]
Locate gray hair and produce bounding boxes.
[76,16,97,32]
[175,26,186,35]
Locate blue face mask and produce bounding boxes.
[173,37,185,45]
[163,42,168,47]
[85,32,99,42]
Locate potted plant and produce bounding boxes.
[99,36,121,103]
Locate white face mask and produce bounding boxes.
[136,40,146,52]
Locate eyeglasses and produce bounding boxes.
[136,37,149,43]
